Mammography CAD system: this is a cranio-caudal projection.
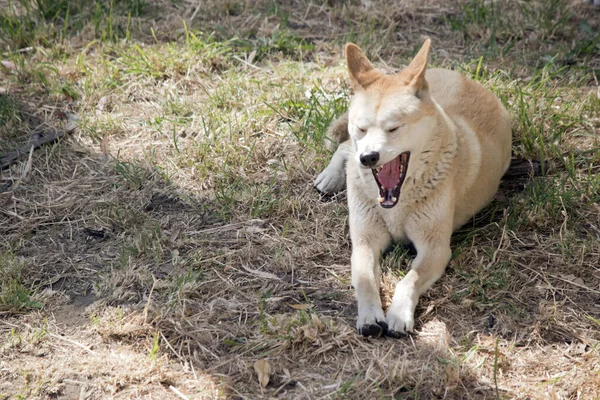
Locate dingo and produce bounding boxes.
[315,40,512,337]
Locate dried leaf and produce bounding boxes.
[247,49,256,65]
[563,274,586,287]
[573,277,585,287]
[254,359,272,388]
[241,265,281,281]
[1,60,16,70]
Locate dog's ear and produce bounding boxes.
[403,39,431,94]
[345,43,378,89]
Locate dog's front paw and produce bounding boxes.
[314,167,345,195]
[356,307,387,338]
[386,301,415,337]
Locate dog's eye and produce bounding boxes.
[357,127,366,133]
[388,124,406,133]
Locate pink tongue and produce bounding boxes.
[377,157,400,188]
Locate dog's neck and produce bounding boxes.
[406,102,458,200]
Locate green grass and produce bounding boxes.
[0,250,43,311]
[272,81,350,149]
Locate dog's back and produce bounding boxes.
[427,69,512,227]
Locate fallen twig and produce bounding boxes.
[169,386,190,400]
[47,332,96,354]
[0,129,65,170]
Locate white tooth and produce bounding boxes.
[392,197,397,202]
[378,196,384,203]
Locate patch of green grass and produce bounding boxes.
[0,94,21,128]
[517,0,572,39]
[446,0,505,36]
[31,0,71,21]
[505,177,563,230]
[445,0,575,58]
[0,251,43,311]
[233,31,315,61]
[337,377,357,396]
[469,260,511,300]
[213,176,285,220]
[507,63,589,172]
[381,245,411,279]
[118,43,175,80]
[148,331,160,359]
[113,157,150,190]
[183,28,237,70]
[0,0,141,50]
[183,24,315,70]
[165,267,205,310]
[270,81,349,150]
[566,20,600,66]
[0,6,36,50]
[445,0,514,57]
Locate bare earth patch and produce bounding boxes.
[1,0,599,398]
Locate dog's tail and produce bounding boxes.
[324,112,349,151]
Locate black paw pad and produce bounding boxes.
[359,320,388,338]
[386,329,407,339]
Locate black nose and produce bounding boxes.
[360,151,380,167]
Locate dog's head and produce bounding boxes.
[345,40,437,208]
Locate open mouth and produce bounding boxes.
[371,152,410,208]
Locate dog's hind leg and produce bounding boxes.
[314,140,351,194]
[323,112,349,151]
[386,215,452,336]
[314,113,350,194]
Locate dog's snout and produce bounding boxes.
[359,151,380,167]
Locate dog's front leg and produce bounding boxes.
[386,218,452,336]
[352,239,390,337]
[349,206,392,337]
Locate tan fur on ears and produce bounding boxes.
[402,39,431,91]
[345,43,380,89]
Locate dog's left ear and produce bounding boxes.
[403,39,431,94]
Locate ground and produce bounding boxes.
[0,0,599,399]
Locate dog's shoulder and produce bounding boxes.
[427,68,511,140]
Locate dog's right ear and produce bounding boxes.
[345,43,378,90]
[403,39,431,94]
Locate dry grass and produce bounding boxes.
[1,0,599,398]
